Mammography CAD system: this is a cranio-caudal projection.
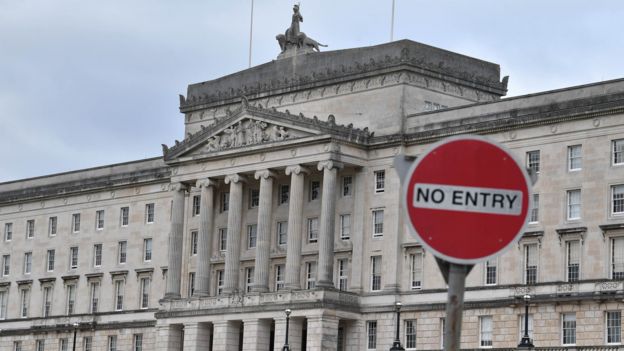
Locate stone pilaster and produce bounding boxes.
[344,319,365,351]
[242,319,272,351]
[252,170,277,292]
[223,174,245,294]
[183,322,211,351]
[212,320,241,351]
[306,315,339,351]
[155,325,184,351]
[165,182,187,299]
[349,169,365,294]
[316,160,343,288]
[284,165,309,290]
[274,316,303,351]
[195,178,217,297]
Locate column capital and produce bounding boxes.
[224,174,247,184]
[170,182,188,192]
[285,165,310,176]
[254,169,278,180]
[317,160,344,171]
[196,178,218,188]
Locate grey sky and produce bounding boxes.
[1,0,622,182]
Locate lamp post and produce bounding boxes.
[282,309,292,351]
[518,295,534,349]
[390,302,405,351]
[72,322,80,351]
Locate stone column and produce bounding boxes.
[195,178,217,297]
[349,169,366,294]
[274,316,303,351]
[155,324,184,351]
[183,322,211,351]
[223,174,245,294]
[344,319,365,351]
[284,165,309,290]
[212,320,241,351]
[307,315,339,351]
[252,170,277,292]
[165,182,187,298]
[242,319,271,351]
[316,160,343,288]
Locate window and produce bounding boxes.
[36,340,44,351]
[72,214,80,233]
[1,255,9,276]
[374,170,385,193]
[607,311,621,344]
[337,259,348,291]
[249,189,260,208]
[140,277,150,308]
[306,262,316,289]
[133,334,143,351]
[342,176,353,196]
[524,243,538,284]
[42,286,52,317]
[90,281,100,313]
[565,240,580,282]
[60,338,69,351]
[93,244,103,267]
[0,290,7,319]
[188,272,195,297]
[26,219,34,238]
[529,194,539,223]
[372,210,384,237]
[83,336,92,351]
[277,221,287,246]
[69,247,79,269]
[114,280,124,311]
[47,249,55,272]
[219,228,227,251]
[613,139,624,165]
[279,185,290,205]
[24,252,32,274]
[48,216,57,236]
[108,336,117,351]
[480,316,493,347]
[190,231,198,255]
[440,318,446,349]
[309,180,320,201]
[66,284,76,315]
[307,217,319,243]
[192,195,201,216]
[405,320,416,349]
[562,313,576,345]
[145,203,155,223]
[485,259,497,285]
[410,252,423,289]
[216,270,224,295]
[4,222,12,241]
[612,185,624,215]
[143,238,152,261]
[120,207,129,226]
[247,224,257,249]
[221,192,230,212]
[275,265,285,291]
[568,145,582,171]
[611,237,624,279]
[367,321,377,349]
[14,341,22,351]
[20,288,29,317]
[567,189,581,220]
[519,314,534,340]
[118,241,127,264]
[371,256,382,291]
[246,267,254,293]
[526,150,540,174]
[340,214,351,240]
[96,210,105,229]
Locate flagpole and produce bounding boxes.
[248,0,254,68]
[390,0,396,42]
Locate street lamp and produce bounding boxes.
[518,295,534,349]
[72,322,80,351]
[282,309,292,351]
[390,302,405,351]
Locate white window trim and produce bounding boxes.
[561,313,577,346]
[613,139,624,166]
[568,145,582,171]
[606,310,622,345]
[374,170,385,193]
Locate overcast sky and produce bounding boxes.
[1,0,623,182]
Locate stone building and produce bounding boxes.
[2,26,624,351]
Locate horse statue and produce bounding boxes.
[276,4,327,54]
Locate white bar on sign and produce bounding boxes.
[412,183,523,216]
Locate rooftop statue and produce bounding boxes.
[276,4,327,58]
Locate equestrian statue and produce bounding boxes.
[276,4,327,55]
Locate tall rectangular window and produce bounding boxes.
[4,223,12,241]
[192,195,201,216]
[145,203,155,223]
[277,221,287,246]
[526,150,540,174]
[83,336,92,351]
[42,286,52,317]
[120,207,129,226]
[607,311,622,344]
[479,316,493,347]
[372,210,384,237]
[69,247,79,269]
[114,280,124,311]
[306,262,316,289]
[247,224,257,249]
[371,256,382,291]
[140,277,150,309]
[0,290,7,319]
[342,176,353,196]
[190,231,198,255]
[93,244,103,267]
[188,272,195,297]
[96,210,105,229]
[562,313,576,345]
[519,314,534,340]
[524,243,538,284]
[410,252,423,290]
[374,170,385,193]
[72,214,80,233]
[35,340,44,351]
[118,241,127,264]
[275,265,285,291]
[567,189,581,220]
[367,321,377,349]
[249,189,260,208]
[89,281,100,313]
[143,238,152,261]
[20,288,29,317]
[1,255,9,276]
[60,338,68,351]
[221,192,230,212]
[611,237,624,279]
[566,240,580,282]
[340,214,351,240]
[66,284,76,315]
[309,180,320,201]
[216,270,224,295]
[26,219,34,238]
[279,185,290,205]
[405,320,417,349]
[219,228,227,251]
[46,249,55,272]
[613,139,624,165]
[14,341,22,351]
[307,217,319,243]
[568,145,582,171]
[245,267,254,293]
[485,259,497,285]
[48,216,57,236]
[24,252,32,274]
[107,336,117,351]
[612,185,624,215]
[529,194,539,223]
[133,334,143,351]
[337,259,348,291]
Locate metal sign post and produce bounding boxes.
[435,258,472,351]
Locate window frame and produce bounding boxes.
[611,184,624,216]
[69,247,79,270]
[306,261,316,289]
[372,209,384,238]
[479,315,493,348]
[249,189,260,208]
[192,195,201,216]
[48,216,57,237]
[23,252,32,274]
[370,256,382,291]
[366,320,377,350]
[139,276,150,309]
[568,144,582,171]
[606,310,622,344]
[93,244,103,268]
[96,210,105,230]
[339,214,351,240]
[374,170,385,193]
[118,241,127,264]
[565,240,581,282]
[613,139,624,166]
[309,180,320,201]
[484,259,497,286]
[410,251,424,290]
[89,281,100,313]
[143,238,153,262]
[566,189,582,220]
[523,243,538,284]
[4,222,12,241]
[342,176,353,197]
[307,217,319,243]
[145,203,155,224]
[71,214,80,233]
[529,193,539,224]
[274,265,285,291]
[247,224,258,249]
[526,150,540,174]
[561,312,577,346]
[279,184,290,205]
[219,228,227,252]
[46,249,55,272]
[404,319,417,350]
[26,219,34,239]
[277,221,287,246]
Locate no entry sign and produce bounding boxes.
[402,136,531,264]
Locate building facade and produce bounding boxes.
[2,37,624,351]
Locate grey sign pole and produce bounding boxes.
[438,260,472,351]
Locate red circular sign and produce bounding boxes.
[402,136,531,264]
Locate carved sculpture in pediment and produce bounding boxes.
[201,118,294,153]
